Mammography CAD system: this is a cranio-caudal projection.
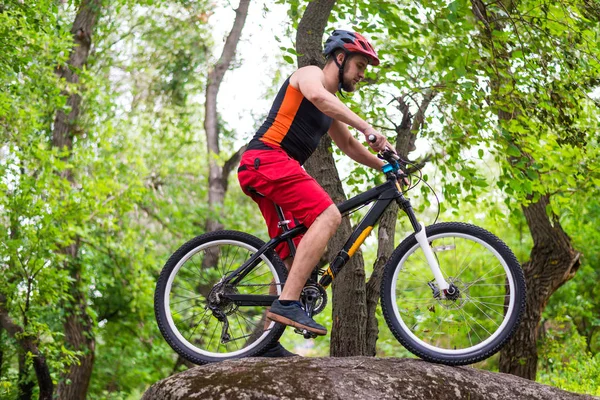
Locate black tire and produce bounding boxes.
[154,230,288,365]
[380,222,526,365]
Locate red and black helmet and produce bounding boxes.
[323,30,380,66]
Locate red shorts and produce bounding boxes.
[237,148,334,260]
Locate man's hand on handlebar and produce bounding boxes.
[366,132,411,186]
[364,127,395,153]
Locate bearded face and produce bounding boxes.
[340,54,369,92]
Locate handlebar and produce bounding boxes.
[367,134,402,168]
[367,134,411,188]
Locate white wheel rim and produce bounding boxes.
[164,239,280,358]
[390,232,516,355]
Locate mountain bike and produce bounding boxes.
[154,146,526,366]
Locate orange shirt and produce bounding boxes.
[247,77,333,165]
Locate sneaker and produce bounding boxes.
[259,342,299,358]
[266,300,327,336]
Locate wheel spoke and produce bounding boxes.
[459,309,475,347]
[428,309,450,343]
[388,226,524,361]
[158,236,287,361]
[173,285,200,296]
[219,245,230,277]
[241,269,273,284]
[171,296,202,306]
[398,297,437,304]
[467,296,506,317]
[173,303,202,317]
[462,269,503,291]
[467,298,501,329]
[208,321,220,351]
[186,317,204,342]
[453,240,478,280]
[460,308,483,344]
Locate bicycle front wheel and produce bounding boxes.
[381,222,526,365]
[154,230,287,365]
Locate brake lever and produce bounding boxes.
[397,171,410,187]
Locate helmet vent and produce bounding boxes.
[358,40,368,51]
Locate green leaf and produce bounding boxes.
[507,144,521,157]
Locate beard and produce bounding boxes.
[341,76,356,92]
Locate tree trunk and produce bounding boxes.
[365,204,398,355]
[58,249,96,400]
[296,0,372,357]
[469,0,582,379]
[53,0,101,153]
[499,196,580,379]
[365,92,436,355]
[18,351,34,400]
[295,0,337,68]
[0,293,54,400]
[304,137,368,356]
[204,0,251,233]
[52,0,102,398]
[0,328,3,380]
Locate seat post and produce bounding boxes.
[274,203,297,258]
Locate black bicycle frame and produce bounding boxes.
[223,173,422,306]
[319,176,421,288]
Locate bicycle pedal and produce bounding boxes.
[294,328,318,339]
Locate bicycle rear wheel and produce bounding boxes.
[380,222,526,365]
[154,230,287,365]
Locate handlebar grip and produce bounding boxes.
[368,134,376,143]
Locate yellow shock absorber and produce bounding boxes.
[320,226,374,289]
[348,226,373,257]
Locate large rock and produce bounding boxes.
[142,357,597,400]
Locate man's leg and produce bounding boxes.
[279,204,341,300]
[267,205,341,335]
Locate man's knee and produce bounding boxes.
[320,204,341,229]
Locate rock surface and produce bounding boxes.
[142,357,597,400]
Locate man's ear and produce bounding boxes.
[336,52,346,65]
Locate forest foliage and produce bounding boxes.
[1,0,599,398]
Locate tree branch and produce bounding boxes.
[221,144,247,191]
[0,292,53,399]
[204,0,251,232]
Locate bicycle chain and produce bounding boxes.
[235,283,283,287]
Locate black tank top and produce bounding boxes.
[246,77,333,165]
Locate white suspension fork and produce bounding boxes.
[414,222,450,292]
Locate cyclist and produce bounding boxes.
[237,30,394,357]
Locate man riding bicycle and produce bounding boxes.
[237,30,395,357]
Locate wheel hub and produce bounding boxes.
[438,279,468,310]
[208,283,239,315]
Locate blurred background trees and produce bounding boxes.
[1,0,598,398]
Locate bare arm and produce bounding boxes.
[328,120,385,170]
[290,66,388,151]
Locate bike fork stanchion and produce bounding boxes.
[397,194,452,295]
[414,222,450,292]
